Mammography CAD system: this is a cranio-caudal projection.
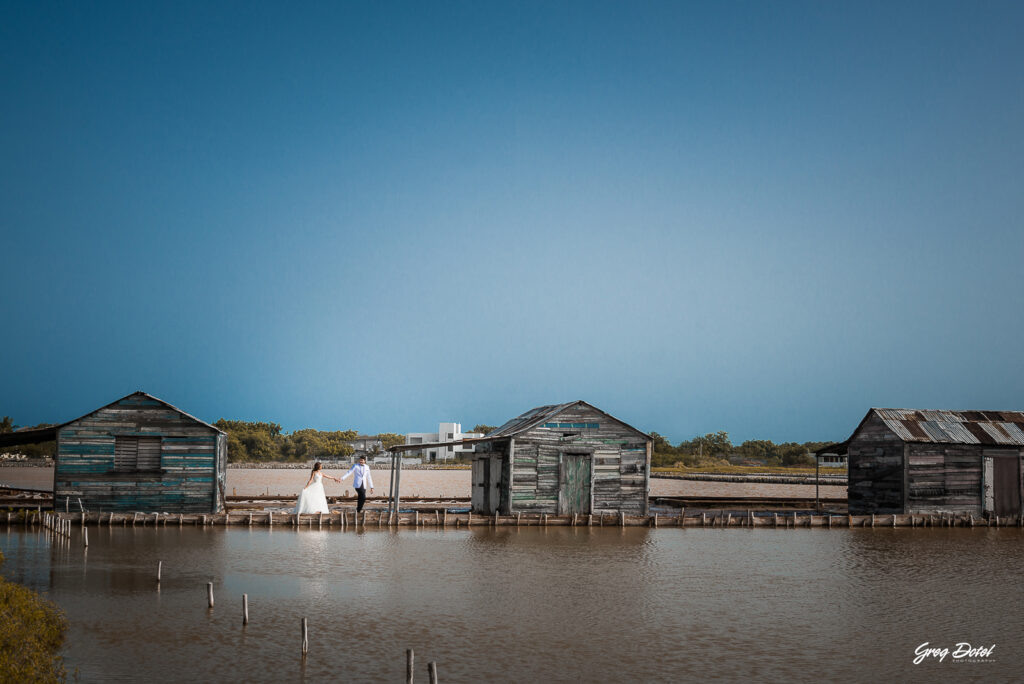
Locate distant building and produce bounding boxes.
[821,408,1024,516]
[405,422,482,462]
[471,401,652,516]
[344,435,384,458]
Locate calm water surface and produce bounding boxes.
[2,524,1020,683]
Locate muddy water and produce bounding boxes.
[2,524,1021,683]
[1,466,847,500]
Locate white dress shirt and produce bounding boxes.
[342,463,373,489]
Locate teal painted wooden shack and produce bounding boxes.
[52,391,227,513]
[471,401,652,516]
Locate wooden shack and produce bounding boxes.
[470,401,652,516]
[51,391,227,513]
[822,408,1024,516]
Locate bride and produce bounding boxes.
[294,462,339,514]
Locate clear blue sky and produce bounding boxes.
[3,1,1023,444]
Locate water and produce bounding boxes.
[2,524,1020,683]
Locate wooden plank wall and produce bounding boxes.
[847,414,906,514]
[906,444,984,514]
[54,394,222,513]
[478,405,650,515]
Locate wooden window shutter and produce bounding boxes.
[137,437,162,471]
[115,437,138,471]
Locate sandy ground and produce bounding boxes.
[1,466,845,499]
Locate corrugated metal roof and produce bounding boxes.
[871,408,1024,446]
[482,400,651,441]
[484,402,578,439]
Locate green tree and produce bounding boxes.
[472,424,497,435]
[0,416,15,434]
[376,433,405,450]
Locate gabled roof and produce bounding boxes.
[485,400,651,441]
[64,391,225,434]
[818,408,1024,455]
[0,391,223,448]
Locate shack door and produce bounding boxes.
[992,455,1022,517]
[559,453,592,515]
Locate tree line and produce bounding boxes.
[214,420,406,463]
[650,430,831,468]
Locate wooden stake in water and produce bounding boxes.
[243,594,249,626]
[406,649,414,684]
[428,661,439,684]
[83,526,88,547]
[157,561,162,583]
[207,582,214,608]
[301,618,309,655]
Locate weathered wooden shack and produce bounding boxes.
[470,401,652,516]
[49,391,227,513]
[822,408,1024,516]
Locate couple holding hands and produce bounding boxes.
[294,456,374,515]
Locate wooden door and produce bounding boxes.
[993,456,1021,516]
[559,453,592,514]
[471,458,484,513]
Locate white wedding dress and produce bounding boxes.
[294,472,330,514]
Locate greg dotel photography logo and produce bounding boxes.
[913,642,997,665]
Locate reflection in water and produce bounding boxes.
[1,524,1022,683]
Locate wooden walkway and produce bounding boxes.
[5,508,1023,528]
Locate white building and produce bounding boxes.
[405,422,483,462]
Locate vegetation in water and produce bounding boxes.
[0,550,69,684]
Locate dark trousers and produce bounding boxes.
[355,486,367,512]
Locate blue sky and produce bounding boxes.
[2,1,1023,444]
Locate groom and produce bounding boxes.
[341,455,374,513]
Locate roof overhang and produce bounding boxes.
[0,426,58,448]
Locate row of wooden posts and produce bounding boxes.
[7,508,1024,528]
[187,571,438,681]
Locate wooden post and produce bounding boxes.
[892,514,897,528]
[653,513,658,528]
[406,649,414,684]
[157,561,162,583]
[207,582,214,608]
[679,507,685,526]
[871,514,875,528]
[242,594,249,625]
[428,661,439,684]
[516,512,520,528]
[444,509,449,527]
[702,513,707,527]
[620,511,625,527]
[773,513,778,527]
[748,510,752,527]
[301,618,308,655]
[415,510,420,527]
[435,510,440,526]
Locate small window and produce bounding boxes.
[115,436,162,472]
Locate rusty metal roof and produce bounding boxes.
[873,408,1024,446]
